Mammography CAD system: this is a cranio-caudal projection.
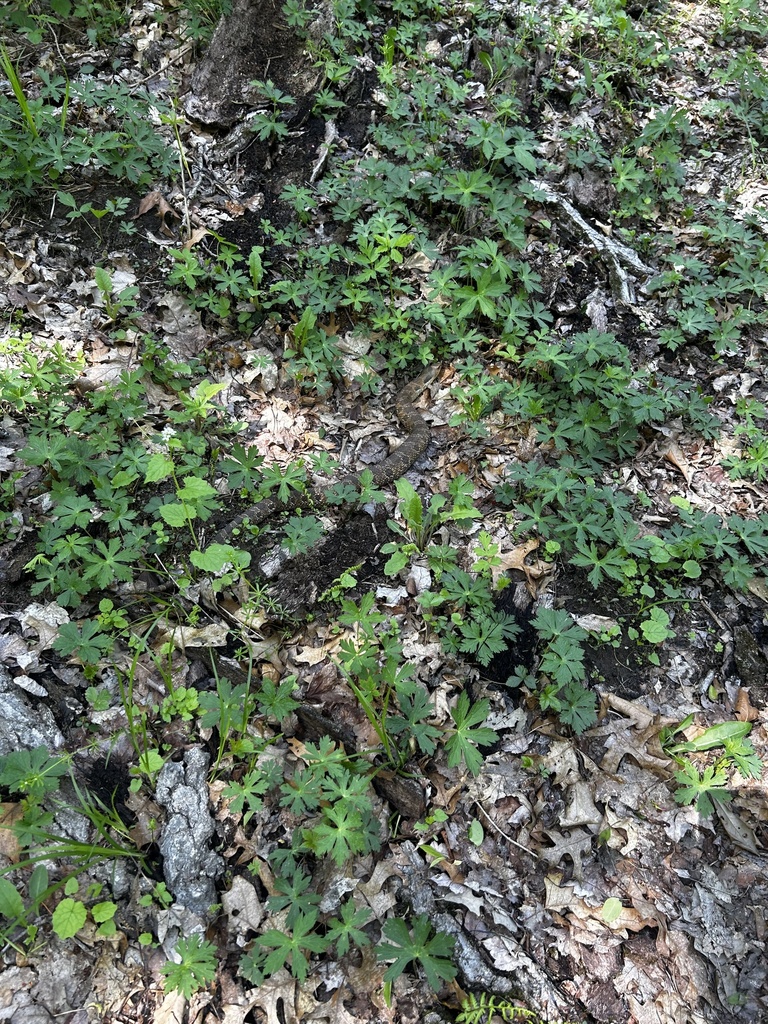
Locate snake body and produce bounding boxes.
[213,369,435,544]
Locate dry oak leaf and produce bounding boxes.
[490,537,544,587]
[246,970,299,1024]
[135,190,179,222]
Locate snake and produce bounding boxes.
[212,367,436,545]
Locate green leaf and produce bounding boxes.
[444,693,497,776]
[93,266,112,296]
[0,878,24,921]
[303,803,369,866]
[161,934,217,998]
[683,721,751,751]
[0,746,68,799]
[384,548,409,575]
[53,619,113,664]
[144,452,174,484]
[673,761,732,817]
[28,864,49,903]
[602,897,623,923]
[467,819,484,846]
[158,502,189,527]
[640,607,675,643]
[513,142,538,172]
[191,544,251,573]
[395,478,423,530]
[92,900,117,923]
[375,913,457,992]
[557,682,597,734]
[326,898,371,957]
[52,897,87,939]
[255,911,328,982]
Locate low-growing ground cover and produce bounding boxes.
[0,0,766,1021]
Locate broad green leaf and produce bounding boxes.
[92,901,117,923]
[467,820,484,846]
[158,503,188,527]
[395,478,423,530]
[52,897,87,939]
[602,897,623,923]
[191,544,251,572]
[0,878,24,920]
[144,452,174,484]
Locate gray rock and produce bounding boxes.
[156,748,224,915]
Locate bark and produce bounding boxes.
[184,0,294,127]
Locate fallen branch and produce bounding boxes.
[532,179,654,304]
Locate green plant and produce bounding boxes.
[1,0,127,45]
[160,686,200,723]
[183,0,232,41]
[501,609,597,735]
[51,878,117,940]
[161,934,218,997]
[662,717,762,817]
[383,476,480,571]
[0,746,70,801]
[326,898,372,956]
[443,693,498,776]
[458,992,578,1024]
[139,881,173,910]
[375,913,457,995]
[248,79,296,141]
[242,912,328,984]
[0,63,175,210]
[3,0,768,1001]
[0,864,50,953]
[92,267,140,328]
[0,743,145,955]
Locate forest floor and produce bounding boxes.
[0,0,767,1022]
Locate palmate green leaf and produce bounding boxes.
[388,682,441,755]
[0,745,69,799]
[570,541,629,588]
[161,934,217,998]
[52,494,94,530]
[326,898,371,957]
[673,762,732,818]
[265,869,320,928]
[303,803,369,866]
[257,676,300,721]
[219,441,264,490]
[282,514,324,556]
[280,767,323,815]
[53,619,113,663]
[557,682,597,734]
[538,636,586,688]
[376,913,457,992]
[532,607,588,644]
[444,693,498,776]
[81,537,137,587]
[458,611,519,667]
[255,911,328,983]
[727,739,763,781]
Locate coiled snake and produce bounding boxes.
[213,367,436,544]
